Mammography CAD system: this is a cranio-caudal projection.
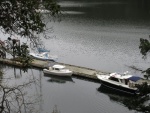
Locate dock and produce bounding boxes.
[27,59,108,80]
[0,58,108,80]
[0,58,150,84]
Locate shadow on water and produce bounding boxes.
[72,73,101,83]
[97,85,136,109]
[97,84,134,97]
[44,73,75,84]
[97,85,150,113]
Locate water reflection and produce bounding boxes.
[97,85,149,113]
[59,0,150,21]
[51,105,61,113]
[0,68,41,113]
[44,73,74,84]
[1,64,147,113]
[97,84,134,97]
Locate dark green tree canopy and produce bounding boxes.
[139,37,150,79]
[0,0,60,39]
[139,38,150,58]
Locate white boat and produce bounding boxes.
[96,71,141,95]
[29,52,58,61]
[43,64,73,76]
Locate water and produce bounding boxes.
[40,0,150,75]
[1,66,139,113]
[1,0,150,113]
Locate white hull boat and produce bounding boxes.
[96,71,141,95]
[43,64,73,77]
[29,52,58,61]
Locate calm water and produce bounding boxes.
[42,0,150,75]
[1,66,140,113]
[1,0,150,113]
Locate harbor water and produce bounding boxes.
[0,0,150,113]
[1,66,141,113]
[42,0,150,75]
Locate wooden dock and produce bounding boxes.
[0,58,108,80]
[28,59,108,79]
[0,58,150,84]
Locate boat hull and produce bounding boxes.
[29,53,57,61]
[32,56,55,61]
[43,69,73,77]
[100,80,139,95]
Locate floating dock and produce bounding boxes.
[26,59,109,79]
[0,58,150,85]
[0,58,107,80]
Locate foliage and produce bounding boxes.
[0,0,61,65]
[136,82,150,96]
[138,36,150,113]
[0,0,61,57]
[139,37,150,79]
[139,38,150,58]
[142,68,150,80]
[13,43,33,67]
[0,0,61,45]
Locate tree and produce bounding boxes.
[0,0,61,65]
[0,0,60,45]
[133,36,150,113]
[139,37,150,79]
[0,81,37,113]
[13,43,33,67]
[0,1,61,111]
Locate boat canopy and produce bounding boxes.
[38,48,50,53]
[52,65,65,69]
[110,72,132,79]
[128,76,141,82]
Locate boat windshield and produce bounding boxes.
[109,77,119,82]
[52,65,65,69]
[54,68,60,70]
[119,79,128,85]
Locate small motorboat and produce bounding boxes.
[96,71,142,95]
[29,52,58,61]
[43,64,73,76]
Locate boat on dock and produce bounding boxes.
[96,71,142,95]
[44,73,74,83]
[29,52,58,61]
[43,64,73,77]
